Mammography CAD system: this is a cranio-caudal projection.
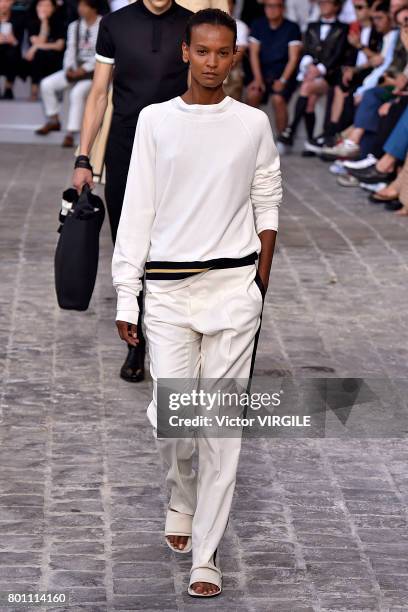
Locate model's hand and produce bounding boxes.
[72,167,94,194]
[116,321,139,346]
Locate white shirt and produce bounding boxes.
[63,16,101,73]
[356,29,399,96]
[285,0,320,33]
[338,0,357,24]
[356,25,371,67]
[236,18,249,47]
[112,96,282,325]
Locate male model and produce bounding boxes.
[72,0,193,382]
[113,8,282,598]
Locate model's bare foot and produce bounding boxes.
[190,581,220,595]
[166,534,189,550]
[395,207,408,216]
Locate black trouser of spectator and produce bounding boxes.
[105,121,144,340]
[29,49,64,85]
[370,97,408,159]
[0,44,21,83]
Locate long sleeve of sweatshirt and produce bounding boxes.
[112,107,156,325]
[112,96,282,325]
[251,111,282,234]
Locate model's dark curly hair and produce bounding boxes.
[184,8,237,48]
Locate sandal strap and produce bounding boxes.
[189,566,222,589]
[165,508,193,537]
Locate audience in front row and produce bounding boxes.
[278,0,350,150]
[1,0,408,216]
[0,0,25,98]
[35,0,101,146]
[24,0,66,100]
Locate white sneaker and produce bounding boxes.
[329,160,347,175]
[359,181,387,192]
[343,154,377,170]
[322,139,360,160]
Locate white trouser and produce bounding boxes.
[144,263,263,586]
[40,69,92,132]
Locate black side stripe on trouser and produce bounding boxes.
[145,252,258,280]
[244,272,265,417]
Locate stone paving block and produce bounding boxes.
[48,571,105,589]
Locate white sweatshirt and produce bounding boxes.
[112,95,282,325]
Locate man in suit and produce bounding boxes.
[278,0,349,150]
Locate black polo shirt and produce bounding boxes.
[95,0,192,126]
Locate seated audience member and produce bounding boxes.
[344,104,408,186]
[323,2,407,158]
[307,0,382,151]
[35,0,101,146]
[224,0,249,100]
[24,0,66,100]
[352,0,398,98]
[247,0,302,137]
[278,0,349,151]
[0,0,25,98]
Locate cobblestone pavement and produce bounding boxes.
[1,143,408,612]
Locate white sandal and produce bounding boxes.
[165,507,192,554]
[188,549,222,597]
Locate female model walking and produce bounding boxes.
[112,8,282,597]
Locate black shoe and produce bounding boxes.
[2,88,14,100]
[120,340,146,383]
[348,165,395,184]
[278,127,293,146]
[384,199,402,211]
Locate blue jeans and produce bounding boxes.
[354,86,385,132]
[384,106,408,161]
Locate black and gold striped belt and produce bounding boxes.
[145,252,258,280]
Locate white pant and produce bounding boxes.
[144,264,263,585]
[40,70,92,133]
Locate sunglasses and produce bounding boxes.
[265,3,284,7]
[354,4,367,9]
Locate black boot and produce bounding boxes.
[120,337,146,383]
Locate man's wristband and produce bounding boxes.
[74,155,93,171]
[279,76,287,84]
